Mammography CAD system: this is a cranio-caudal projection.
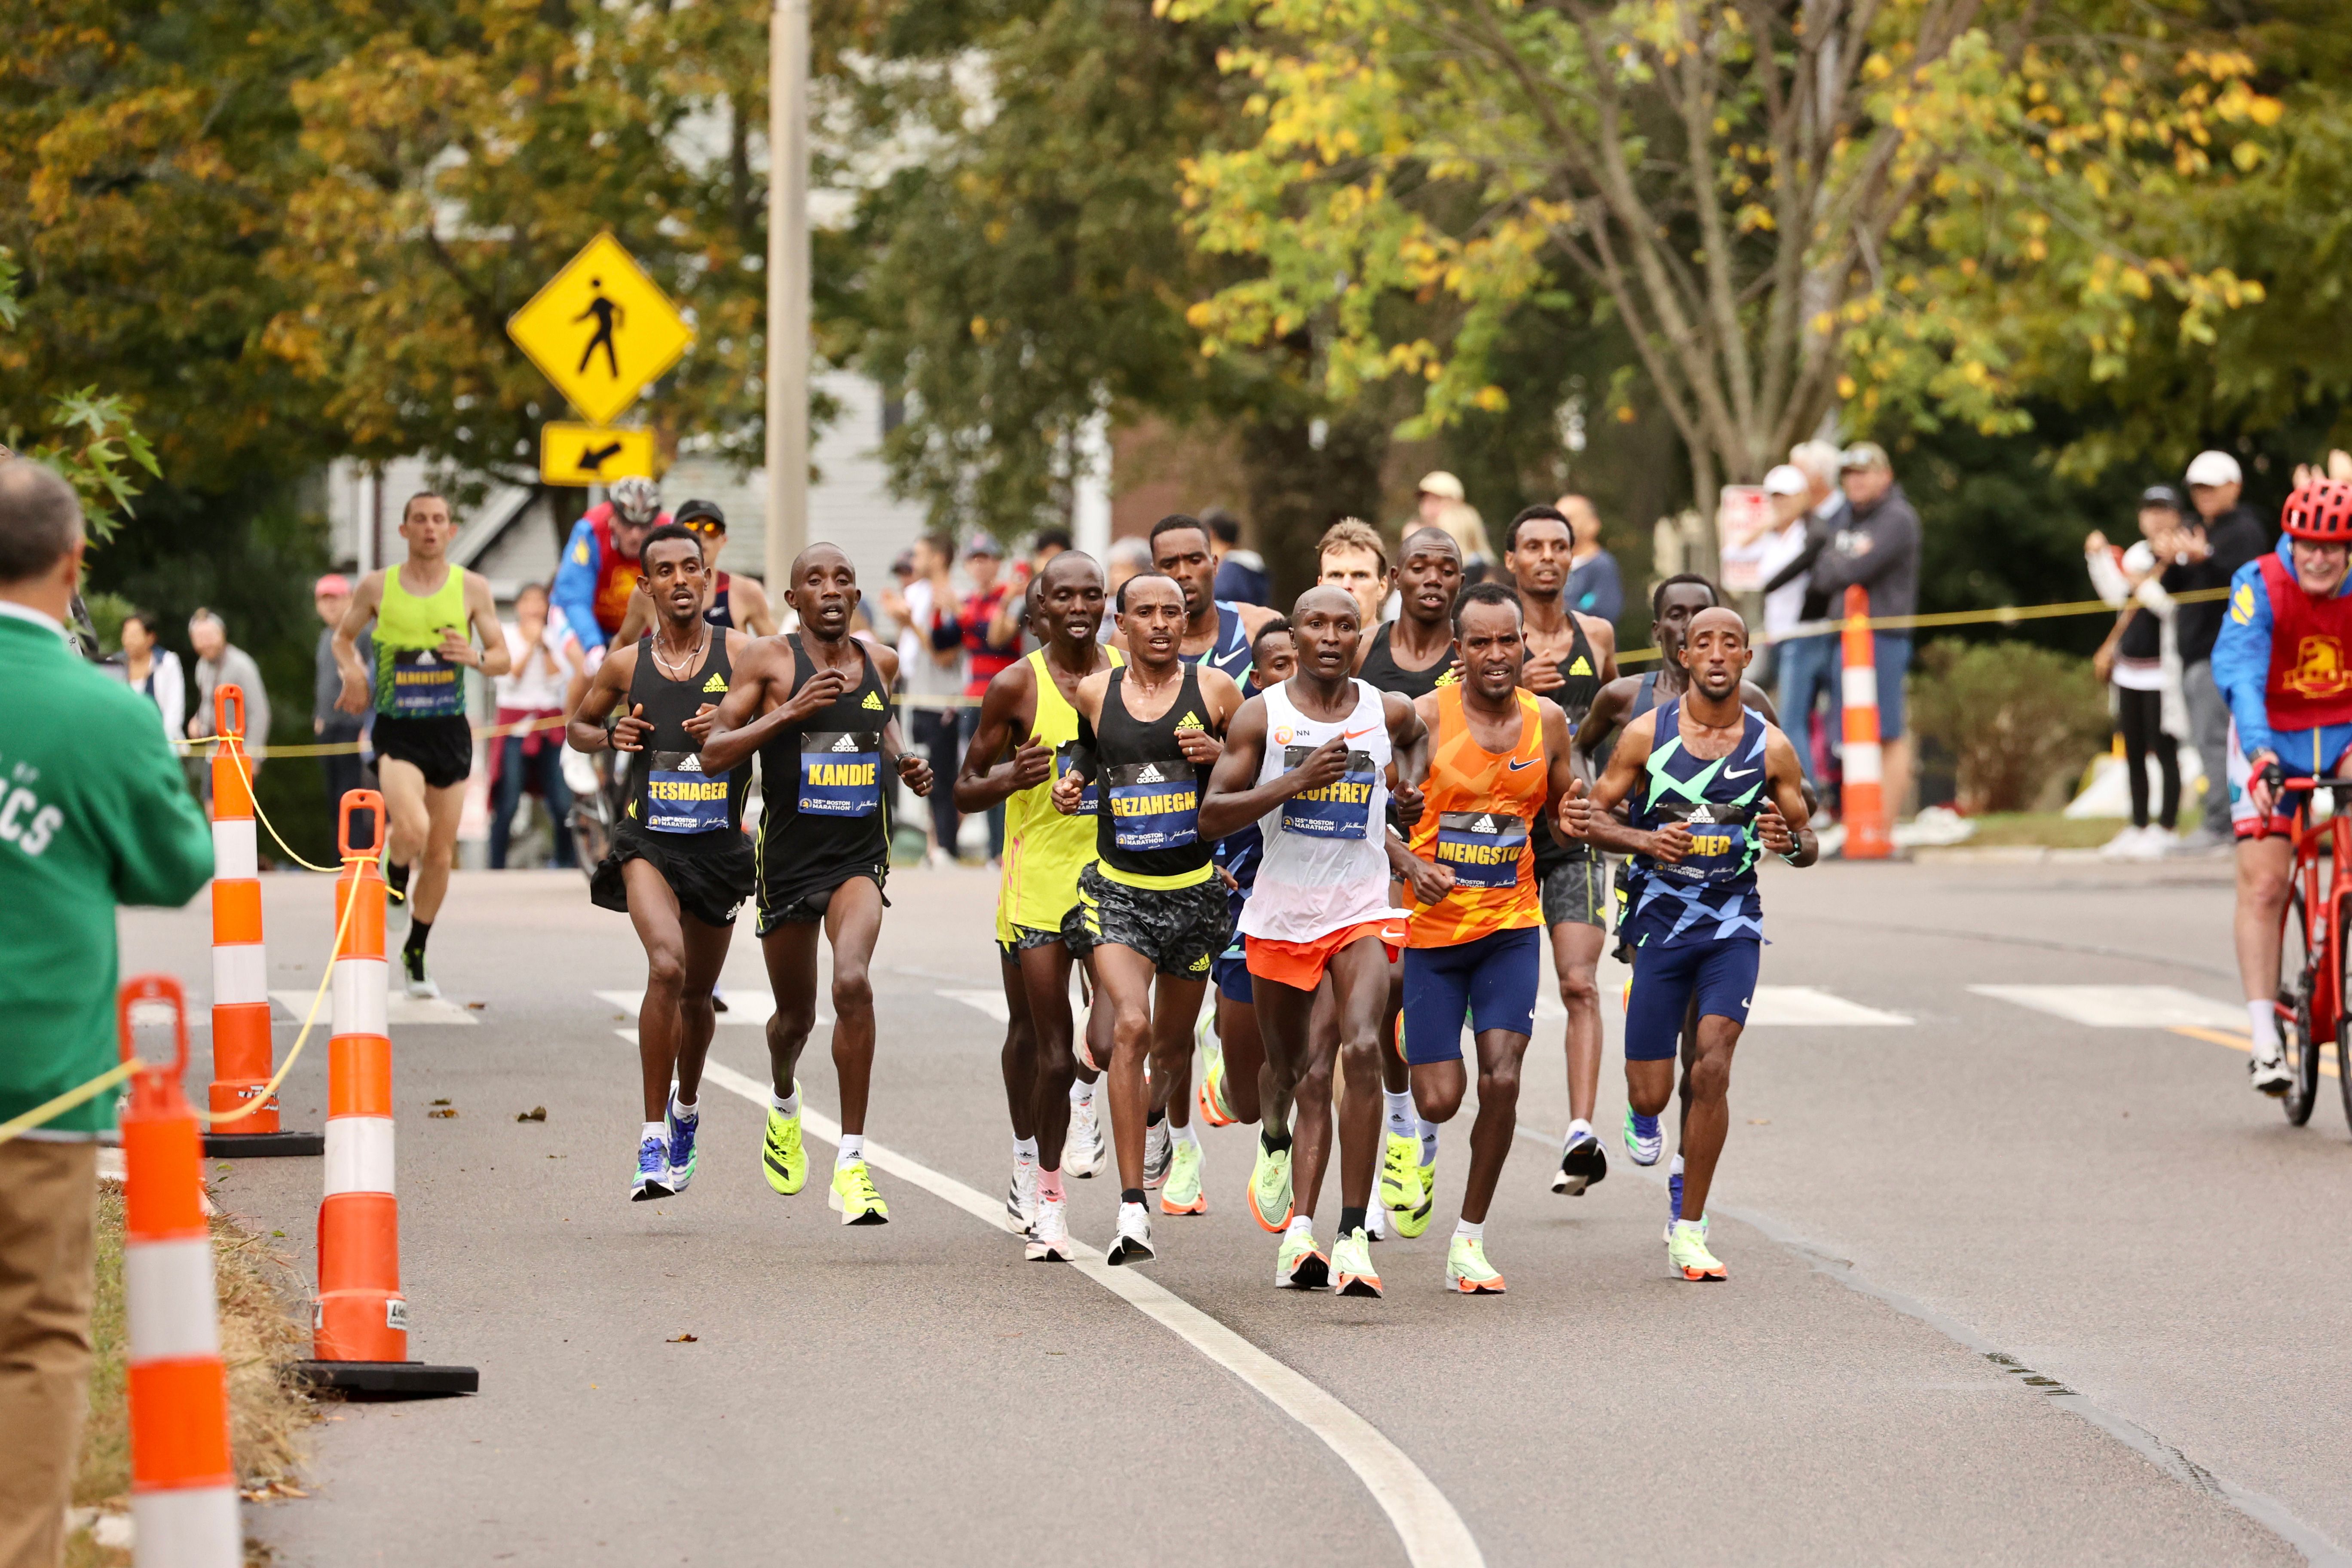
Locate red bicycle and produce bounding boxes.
[2268,775,2352,1128]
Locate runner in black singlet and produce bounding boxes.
[568,525,756,1202]
[701,545,934,1228]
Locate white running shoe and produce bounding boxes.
[2098,824,2143,861]
[1065,1097,1106,1178]
[1025,1195,1073,1262]
[400,948,442,1000]
[1142,1120,1173,1188]
[1105,1201,1155,1266]
[1006,1158,1039,1233]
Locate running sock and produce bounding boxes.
[1286,1213,1315,1238]
[404,918,432,958]
[1339,1205,1367,1236]
[836,1134,864,1169]
[1171,1121,1200,1149]
[1261,1127,1292,1155]
[670,1094,697,1121]
[1070,1076,1096,1107]
[1454,1218,1485,1242]
[1567,1116,1592,1142]
[1384,1089,1415,1139]
[2248,999,2281,1056]
[385,858,411,901]
[641,1120,666,1143]
[1121,1188,1147,1208]
[769,1087,800,1118]
[1038,1168,1065,1202]
[1417,1119,1439,1164]
[1014,1136,1039,1163]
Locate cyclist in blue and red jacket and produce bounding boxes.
[551,477,668,671]
[2213,478,2352,1095]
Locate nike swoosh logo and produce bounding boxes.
[1344,726,1379,739]
[1740,997,1752,1009]
[1507,758,1539,771]
[1724,767,1758,779]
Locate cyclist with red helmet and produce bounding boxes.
[2214,476,2352,1095]
[551,476,668,670]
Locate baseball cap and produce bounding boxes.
[314,573,352,597]
[2139,484,2185,511]
[2185,450,2242,488]
[890,548,917,578]
[1839,441,1891,472]
[1417,470,1466,502]
[672,499,726,531]
[1762,464,1809,497]
[964,532,1004,558]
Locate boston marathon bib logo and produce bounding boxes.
[1434,811,1528,889]
[1055,743,1102,815]
[1280,744,1376,840]
[1106,759,1198,851]
[799,730,882,817]
[646,750,729,834]
[2285,634,2352,700]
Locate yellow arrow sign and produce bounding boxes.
[539,424,658,487]
[506,234,693,426]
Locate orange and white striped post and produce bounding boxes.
[291,791,475,1396]
[201,684,321,1158]
[1838,585,1893,859]
[119,974,242,1568]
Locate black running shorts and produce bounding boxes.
[592,824,757,930]
[372,713,474,791]
[1068,862,1230,980]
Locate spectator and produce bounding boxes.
[887,533,967,865]
[1316,516,1392,628]
[187,607,271,787]
[1558,494,1625,624]
[1810,441,1923,819]
[2171,449,2270,848]
[489,582,576,869]
[312,575,371,829]
[1752,466,1814,686]
[1207,508,1270,605]
[1101,536,1152,640]
[1031,525,1073,568]
[2086,488,2190,859]
[1434,499,1494,585]
[0,459,213,1568]
[955,534,1021,862]
[1764,440,1849,789]
[114,610,186,747]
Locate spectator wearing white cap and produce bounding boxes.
[1558,493,1623,625]
[1752,465,1815,684]
[2171,449,2270,846]
[1765,440,1850,789]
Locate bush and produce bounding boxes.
[1906,639,2111,814]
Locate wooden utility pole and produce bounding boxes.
[764,0,810,594]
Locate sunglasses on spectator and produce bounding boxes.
[680,518,726,539]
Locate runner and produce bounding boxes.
[1315,518,1390,629]
[611,499,777,641]
[331,491,511,997]
[1498,504,1619,1195]
[953,553,1120,1260]
[1562,606,1817,1281]
[1348,524,1462,1240]
[698,544,934,1226]
[1053,572,1246,1266]
[565,525,756,1199]
[1399,583,1578,1292]
[1199,586,1431,1297]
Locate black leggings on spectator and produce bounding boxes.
[912,704,962,853]
[2116,684,2180,830]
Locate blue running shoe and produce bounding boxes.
[1623,1106,1663,1167]
[666,1097,700,1194]
[631,1133,673,1201]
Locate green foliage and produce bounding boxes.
[0,251,158,539]
[1908,639,2111,813]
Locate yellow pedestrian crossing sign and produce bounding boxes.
[539,424,658,487]
[506,233,692,425]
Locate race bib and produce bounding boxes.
[799,731,882,817]
[387,648,465,718]
[1280,744,1376,839]
[1433,811,1527,889]
[1105,760,1197,851]
[646,750,729,834]
[1651,800,1755,882]
[1054,744,1100,816]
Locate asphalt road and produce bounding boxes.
[119,855,2352,1566]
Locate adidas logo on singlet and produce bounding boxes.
[832,734,859,752]
[1470,814,1496,834]
[1176,711,1203,730]
[862,690,885,711]
[1568,656,1592,676]
[1135,763,1164,784]
[674,755,704,773]
[702,672,728,693]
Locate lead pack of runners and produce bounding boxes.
[564,499,1818,1291]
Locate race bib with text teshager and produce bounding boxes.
[646,751,729,834]
[1433,811,1528,888]
[799,731,882,816]
[1280,745,1376,839]
[388,648,466,718]
[1105,760,1197,851]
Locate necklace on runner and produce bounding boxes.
[651,627,707,680]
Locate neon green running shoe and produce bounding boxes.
[762,1088,808,1196]
[1247,1137,1293,1232]
[1446,1234,1506,1294]
[1378,1131,1422,1213]
[1667,1218,1724,1281]
[1161,1138,1207,1215]
[1274,1226,1328,1289]
[1391,1153,1437,1239]
[828,1159,890,1226]
[1197,1036,1236,1127]
[1332,1227,1381,1298]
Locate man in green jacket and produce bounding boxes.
[0,459,212,1568]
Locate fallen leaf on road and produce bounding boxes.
[466,1001,487,1010]
[1747,1118,1770,1125]
[517,1106,548,1122]
[429,1109,458,1119]
[430,1098,451,1106]
[668,1333,698,1343]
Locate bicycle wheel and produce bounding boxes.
[2337,904,2352,1135]
[569,795,611,879]
[2279,885,2318,1126]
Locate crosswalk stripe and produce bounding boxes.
[269,989,476,1026]
[1972,986,2245,1030]
[593,989,795,1026]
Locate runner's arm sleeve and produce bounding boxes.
[550,519,606,651]
[2211,558,2275,759]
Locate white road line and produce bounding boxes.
[1971,985,2245,1030]
[270,989,476,1026]
[698,1060,1484,1567]
[937,989,1010,1024]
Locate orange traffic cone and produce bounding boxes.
[201,684,321,1158]
[1838,585,1893,859]
[289,791,476,1397]
[120,974,242,1566]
